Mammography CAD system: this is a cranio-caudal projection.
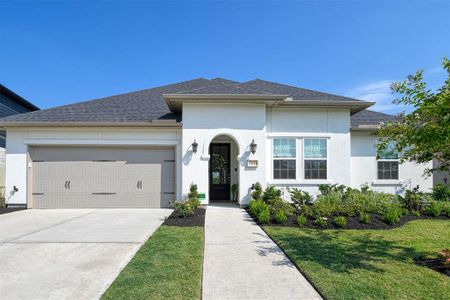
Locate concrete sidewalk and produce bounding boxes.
[202,204,322,300]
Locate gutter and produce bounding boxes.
[350,125,380,132]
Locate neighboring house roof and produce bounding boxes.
[0,77,387,127]
[0,84,39,112]
[351,109,397,128]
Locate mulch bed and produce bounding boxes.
[246,208,449,230]
[0,207,26,215]
[415,259,450,277]
[163,208,206,227]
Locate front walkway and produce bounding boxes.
[202,203,322,300]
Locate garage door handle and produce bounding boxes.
[64,181,68,189]
[137,180,142,189]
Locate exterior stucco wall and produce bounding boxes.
[266,108,351,198]
[351,132,433,193]
[181,103,267,205]
[5,127,181,207]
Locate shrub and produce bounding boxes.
[297,215,307,227]
[263,186,282,202]
[289,188,312,207]
[188,183,199,201]
[274,210,288,224]
[257,206,270,224]
[432,184,450,201]
[251,182,263,200]
[313,217,328,228]
[334,216,347,228]
[268,198,294,217]
[398,189,423,211]
[170,200,195,217]
[359,212,371,224]
[318,184,346,195]
[360,183,371,194]
[427,201,443,217]
[411,210,421,217]
[250,199,267,216]
[446,203,450,217]
[312,192,341,217]
[383,204,404,225]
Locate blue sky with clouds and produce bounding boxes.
[0,1,449,114]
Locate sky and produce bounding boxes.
[0,1,449,114]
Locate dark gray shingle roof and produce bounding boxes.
[351,109,396,127]
[240,79,362,102]
[0,77,381,126]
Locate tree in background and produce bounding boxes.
[377,57,450,175]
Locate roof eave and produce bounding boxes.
[0,120,182,128]
[164,93,290,112]
[280,100,375,114]
[350,125,380,132]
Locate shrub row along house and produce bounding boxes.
[0,78,436,208]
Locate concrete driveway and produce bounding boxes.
[0,209,172,300]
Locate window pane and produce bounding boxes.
[378,161,399,179]
[378,142,399,159]
[304,159,327,179]
[273,138,296,158]
[273,159,296,179]
[304,139,327,158]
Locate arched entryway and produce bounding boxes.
[208,134,240,202]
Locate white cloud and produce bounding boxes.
[346,80,405,113]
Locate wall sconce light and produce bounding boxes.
[250,139,257,155]
[192,139,198,154]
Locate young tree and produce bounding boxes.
[377,57,450,175]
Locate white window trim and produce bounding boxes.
[271,137,330,182]
[303,138,328,180]
[376,158,400,180]
[272,138,297,180]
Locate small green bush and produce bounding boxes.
[359,212,371,224]
[297,215,307,227]
[334,216,347,228]
[432,184,450,201]
[398,189,423,211]
[411,210,421,217]
[263,186,282,202]
[289,188,312,207]
[188,183,199,201]
[170,200,195,217]
[274,210,288,224]
[268,198,294,217]
[383,204,403,225]
[257,206,270,224]
[251,182,263,200]
[313,217,328,228]
[250,199,267,216]
[427,202,443,217]
[313,192,341,217]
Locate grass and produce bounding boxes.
[265,220,450,300]
[102,225,204,300]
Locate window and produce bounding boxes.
[273,138,296,179]
[304,139,327,179]
[377,143,399,180]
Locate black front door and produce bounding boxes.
[209,143,231,201]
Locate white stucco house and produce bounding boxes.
[0,78,432,208]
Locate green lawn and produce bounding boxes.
[102,225,204,300]
[265,220,450,300]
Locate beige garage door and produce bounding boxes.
[29,146,175,208]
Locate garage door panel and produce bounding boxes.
[30,146,175,208]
